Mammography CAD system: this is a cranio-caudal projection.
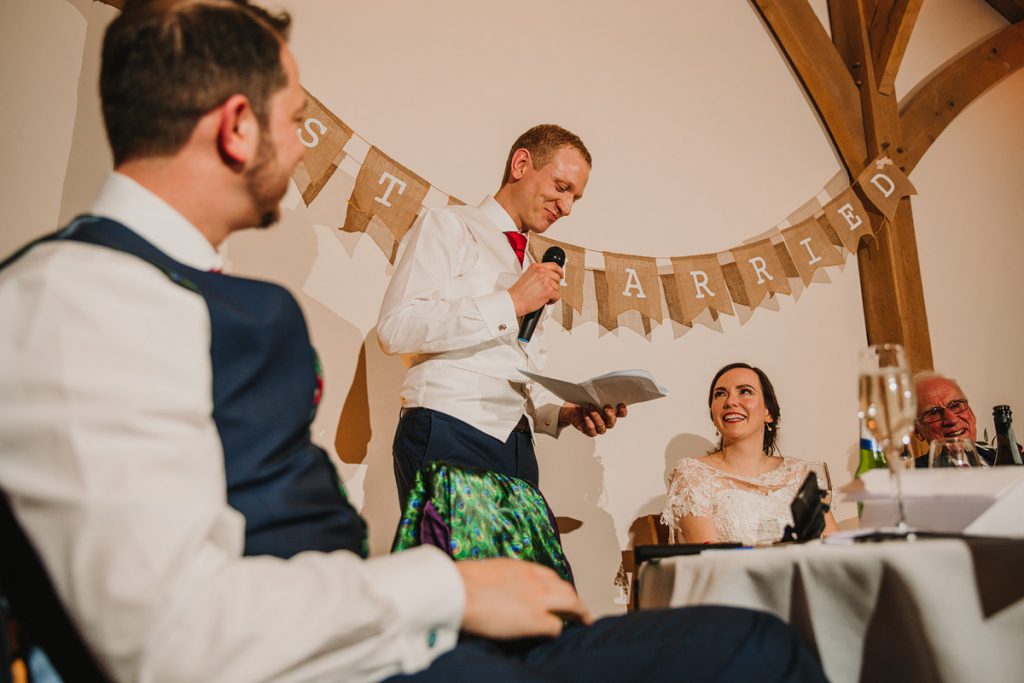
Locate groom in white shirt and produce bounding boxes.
[378,125,628,506]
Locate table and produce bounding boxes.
[636,538,1024,683]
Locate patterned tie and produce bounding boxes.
[504,231,527,266]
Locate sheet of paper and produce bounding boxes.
[519,368,669,407]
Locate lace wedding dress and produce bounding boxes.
[661,457,809,546]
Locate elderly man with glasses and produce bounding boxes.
[912,372,1012,467]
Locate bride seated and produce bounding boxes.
[661,362,838,545]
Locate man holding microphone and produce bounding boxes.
[378,125,627,506]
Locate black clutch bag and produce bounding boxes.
[781,472,829,543]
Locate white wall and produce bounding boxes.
[3,0,1022,617]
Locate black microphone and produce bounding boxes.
[518,246,566,343]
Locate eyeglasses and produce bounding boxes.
[917,399,970,424]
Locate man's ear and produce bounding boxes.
[507,148,532,182]
[216,94,259,169]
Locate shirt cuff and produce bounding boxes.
[532,402,566,438]
[474,290,518,339]
[368,545,464,673]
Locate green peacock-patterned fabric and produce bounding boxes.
[392,461,574,584]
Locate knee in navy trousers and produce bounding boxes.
[385,605,827,683]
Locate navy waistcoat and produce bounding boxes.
[3,217,367,559]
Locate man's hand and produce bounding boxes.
[558,402,628,437]
[456,559,590,639]
[508,263,563,317]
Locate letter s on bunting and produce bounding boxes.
[290,88,353,205]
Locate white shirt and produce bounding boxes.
[377,196,563,441]
[0,173,463,683]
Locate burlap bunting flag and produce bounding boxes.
[341,146,430,263]
[665,254,734,326]
[728,239,792,310]
[781,217,845,285]
[822,186,876,254]
[528,234,586,329]
[856,156,917,220]
[291,88,353,205]
[599,252,663,336]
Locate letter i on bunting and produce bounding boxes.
[528,235,585,330]
[665,254,734,329]
[342,147,430,264]
[598,252,663,337]
[291,88,353,205]
[729,239,791,311]
[781,217,845,285]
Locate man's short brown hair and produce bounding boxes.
[101,0,292,166]
[500,124,592,186]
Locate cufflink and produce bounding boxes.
[498,323,507,332]
[427,628,438,648]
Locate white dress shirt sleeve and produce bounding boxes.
[377,208,519,355]
[0,243,463,683]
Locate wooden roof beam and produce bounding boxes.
[751,0,868,175]
[899,21,1024,174]
[869,0,924,95]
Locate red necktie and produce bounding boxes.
[504,231,527,265]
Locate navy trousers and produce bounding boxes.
[385,606,826,682]
[392,408,539,509]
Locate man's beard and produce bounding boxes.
[244,134,287,229]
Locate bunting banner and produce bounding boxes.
[93,0,920,340]
[276,84,916,339]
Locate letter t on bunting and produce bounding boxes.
[290,88,353,205]
[342,147,430,264]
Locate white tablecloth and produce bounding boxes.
[637,538,1024,683]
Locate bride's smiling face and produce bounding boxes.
[710,367,773,446]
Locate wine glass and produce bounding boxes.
[808,461,833,508]
[858,344,917,533]
[928,437,983,468]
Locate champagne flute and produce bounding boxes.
[928,437,982,468]
[858,344,917,533]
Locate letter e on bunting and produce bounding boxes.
[821,187,875,254]
[599,252,662,337]
[857,156,917,221]
[781,218,845,285]
[729,239,791,310]
[291,88,353,205]
[666,254,733,327]
[529,235,585,330]
[342,146,429,263]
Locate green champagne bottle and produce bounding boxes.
[856,418,888,517]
